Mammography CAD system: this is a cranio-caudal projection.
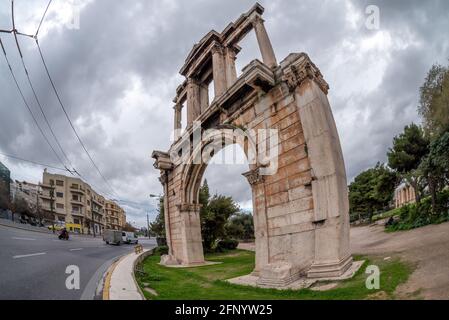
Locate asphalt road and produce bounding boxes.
[0,224,156,300]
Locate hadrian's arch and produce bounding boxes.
[152,3,354,287]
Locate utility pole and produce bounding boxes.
[36,186,41,226]
[147,213,150,239]
[50,183,55,234]
[91,199,96,238]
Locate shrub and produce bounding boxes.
[153,246,169,256]
[216,239,239,251]
[156,237,167,246]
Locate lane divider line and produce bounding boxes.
[69,248,83,251]
[13,252,46,259]
[12,237,36,241]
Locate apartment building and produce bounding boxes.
[40,169,125,234]
[104,200,126,230]
[11,180,40,206]
[0,161,10,205]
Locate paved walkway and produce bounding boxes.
[105,249,151,300]
[351,222,449,299]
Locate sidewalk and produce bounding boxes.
[103,248,153,300]
[0,218,102,239]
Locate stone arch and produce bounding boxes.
[152,3,354,287]
[180,128,252,206]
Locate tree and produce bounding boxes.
[419,62,449,136]
[199,180,240,251]
[123,222,137,232]
[349,163,398,221]
[149,197,165,237]
[419,130,449,213]
[387,123,430,203]
[225,212,254,241]
[0,182,10,210]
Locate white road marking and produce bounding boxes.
[13,252,46,259]
[12,237,36,241]
[69,248,83,251]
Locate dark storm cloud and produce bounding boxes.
[1,0,449,226]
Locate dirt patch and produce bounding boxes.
[351,222,449,300]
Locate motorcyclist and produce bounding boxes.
[59,227,69,240]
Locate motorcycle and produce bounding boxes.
[58,229,69,240]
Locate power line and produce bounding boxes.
[12,30,75,172]
[0,152,67,172]
[8,0,119,198]
[0,36,71,174]
[34,40,119,198]
[35,0,52,37]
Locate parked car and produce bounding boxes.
[122,231,138,244]
[104,229,122,245]
[47,224,64,231]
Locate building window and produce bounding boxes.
[58,216,65,222]
[50,179,54,186]
[56,203,64,209]
[73,195,79,201]
[56,180,64,186]
[74,219,80,224]
[72,206,79,212]
[56,192,63,198]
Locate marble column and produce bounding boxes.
[224,47,238,88]
[211,44,227,98]
[243,168,268,275]
[187,78,201,126]
[251,15,277,68]
[173,104,182,140]
[199,82,209,113]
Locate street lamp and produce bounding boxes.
[148,194,162,239]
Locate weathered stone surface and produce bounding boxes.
[151,3,354,288]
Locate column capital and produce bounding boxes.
[158,171,169,185]
[250,14,265,27]
[187,77,200,86]
[211,43,224,55]
[242,168,265,186]
[173,103,182,112]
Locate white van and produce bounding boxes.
[122,231,138,244]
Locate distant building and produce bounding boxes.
[104,200,126,230]
[39,169,126,234]
[394,182,416,208]
[10,180,40,207]
[0,161,11,205]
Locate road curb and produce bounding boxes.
[103,248,154,300]
[102,256,123,300]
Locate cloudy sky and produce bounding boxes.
[1,0,448,227]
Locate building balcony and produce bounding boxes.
[71,211,84,217]
[70,199,84,206]
[92,198,103,206]
[40,194,53,200]
[40,183,55,189]
[70,187,85,195]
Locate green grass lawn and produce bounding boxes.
[136,250,412,300]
